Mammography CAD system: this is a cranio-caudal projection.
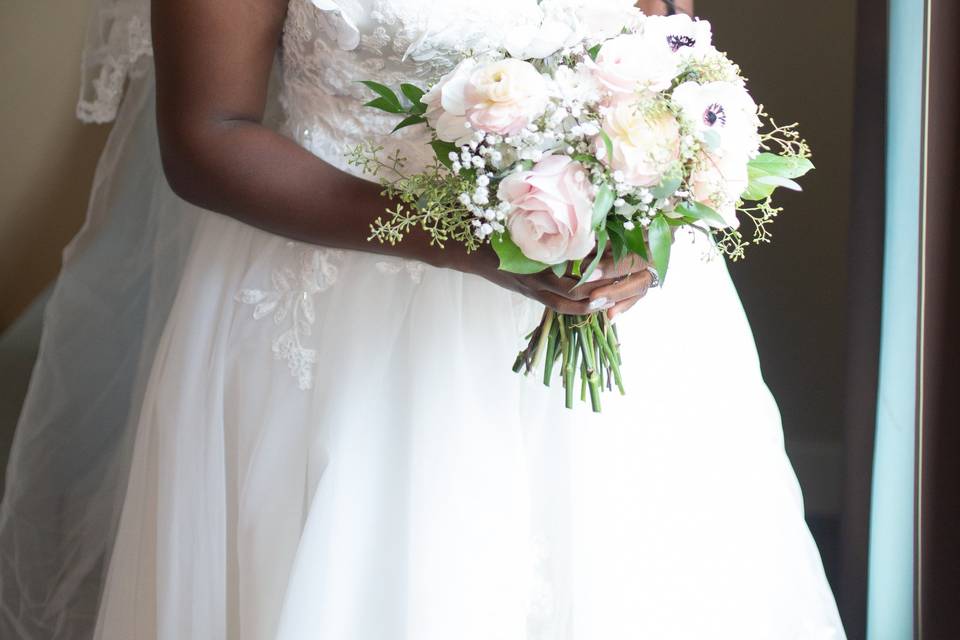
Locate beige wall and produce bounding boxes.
[0,1,110,331]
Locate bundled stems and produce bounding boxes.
[516,310,625,413]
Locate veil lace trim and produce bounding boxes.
[77,0,152,123]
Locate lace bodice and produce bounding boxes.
[279,0,635,175]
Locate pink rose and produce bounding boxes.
[498,156,596,265]
[463,59,549,136]
[420,58,477,144]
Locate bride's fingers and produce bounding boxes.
[607,295,642,322]
[537,290,606,315]
[594,253,648,280]
[530,271,606,300]
[588,270,654,306]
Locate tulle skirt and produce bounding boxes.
[90,198,845,639]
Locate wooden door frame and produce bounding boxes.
[917,0,960,637]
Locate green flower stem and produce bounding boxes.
[543,316,560,387]
[580,357,588,403]
[565,321,579,409]
[605,316,622,366]
[591,315,624,395]
[532,309,555,373]
[579,321,602,413]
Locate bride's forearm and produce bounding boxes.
[159,117,478,272]
[152,0,481,274]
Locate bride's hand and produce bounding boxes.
[457,249,655,319]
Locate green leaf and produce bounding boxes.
[574,230,608,288]
[651,171,682,200]
[359,81,403,111]
[492,234,550,274]
[648,215,673,283]
[608,229,629,265]
[754,174,802,191]
[592,184,615,228]
[392,115,428,133]
[400,83,426,106]
[587,43,603,61]
[551,262,568,278]
[364,97,405,114]
[572,153,601,166]
[609,218,649,261]
[430,140,459,169]
[599,130,614,163]
[624,227,649,261]
[742,152,814,201]
[675,201,728,228]
[749,152,814,179]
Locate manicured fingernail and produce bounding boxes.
[585,268,604,283]
[588,297,611,312]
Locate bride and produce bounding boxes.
[1,0,846,638]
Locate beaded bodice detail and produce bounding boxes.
[279,0,548,175]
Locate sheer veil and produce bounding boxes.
[0,1,196,636]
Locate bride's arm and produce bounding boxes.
[152,0,655,317]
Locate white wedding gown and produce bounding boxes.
[21,0,844,638]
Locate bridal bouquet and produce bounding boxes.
[348,8,812,412]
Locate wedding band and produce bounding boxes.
[646,266,660,289]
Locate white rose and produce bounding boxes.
[641,14,715,60]
[504,0,640,60]
[672,80,761,159]
[420,58,477,144]
[597,98,681,188]
[689,152,749,228]
[590,33,682,96]
[504,20,577,60]
[463,59,550,136]
[498,155,596,264]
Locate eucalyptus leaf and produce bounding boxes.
[551,262,568,278]
[492,234,550,274]
[648,215,672,282]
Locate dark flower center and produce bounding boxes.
[666,35,696,53]
[703,103,727,127]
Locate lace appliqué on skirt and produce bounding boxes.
[235,246,343,390]
[374,259,426,283]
